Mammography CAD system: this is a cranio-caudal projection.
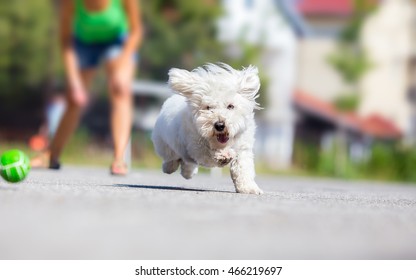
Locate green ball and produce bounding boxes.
[0,149,30,183]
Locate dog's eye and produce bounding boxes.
[206,106,211,110]
[227,104,234,110]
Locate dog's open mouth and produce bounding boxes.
[216,133,229,144]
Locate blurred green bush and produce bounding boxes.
[293,140,416,183]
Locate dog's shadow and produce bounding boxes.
[114,184,234,194]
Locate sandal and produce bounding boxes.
[110,161,128,176]
[30,152,50,168]
[30,152,61,170]
[49,160,61,170]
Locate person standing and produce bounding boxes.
[33,0,143,175]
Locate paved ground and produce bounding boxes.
[0,166,415,259]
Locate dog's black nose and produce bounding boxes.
[214,121,225,132]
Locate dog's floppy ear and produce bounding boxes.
[239,65,260,97]
[168,68,202,97]
[238,65,261,109]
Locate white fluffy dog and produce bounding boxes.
[152,63,263,194]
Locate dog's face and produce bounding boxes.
[168,63,261,149]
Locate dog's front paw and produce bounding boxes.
[214,149,235,167]
[235,182,263,195]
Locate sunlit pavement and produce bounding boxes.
[0,166,415,259]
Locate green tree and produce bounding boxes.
[140,0,261,81]
[140,0,223,80]
[328,0,376,111]
[0,0,58,100]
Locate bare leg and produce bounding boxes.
[48,69,95,165]
[106,58,136,173]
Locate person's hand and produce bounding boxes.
[68,85,89,108]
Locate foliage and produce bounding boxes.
[327,0,376,102]
[293,139,416,183]
[139,0,262,81]
[338,0,377,44]
[140,0,222,80]
[362,143,416,182]
[328,46,372,85]
[292,141,321,172]
[0,0,58,99]
[334,94,360,111]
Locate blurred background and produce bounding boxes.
[1,0,416,183]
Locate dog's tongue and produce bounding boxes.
[217,134,229,144]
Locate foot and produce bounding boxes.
[110,161,128,176]
[49,160,61,170]
[30,152,50,168]
[30,152,61,170]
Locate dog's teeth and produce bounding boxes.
[217,134,229,144]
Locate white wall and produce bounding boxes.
[297,38,351,101]
[359,0,415,133]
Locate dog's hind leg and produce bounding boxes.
[163,159,181,174]
[153,135,181,174]
[180,161,198,179]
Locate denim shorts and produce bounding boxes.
[73,34,138,70]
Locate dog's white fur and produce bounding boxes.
[152,63,263,194]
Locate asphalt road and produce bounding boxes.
[0,166,415,259]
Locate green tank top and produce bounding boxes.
[74,0,129,43]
